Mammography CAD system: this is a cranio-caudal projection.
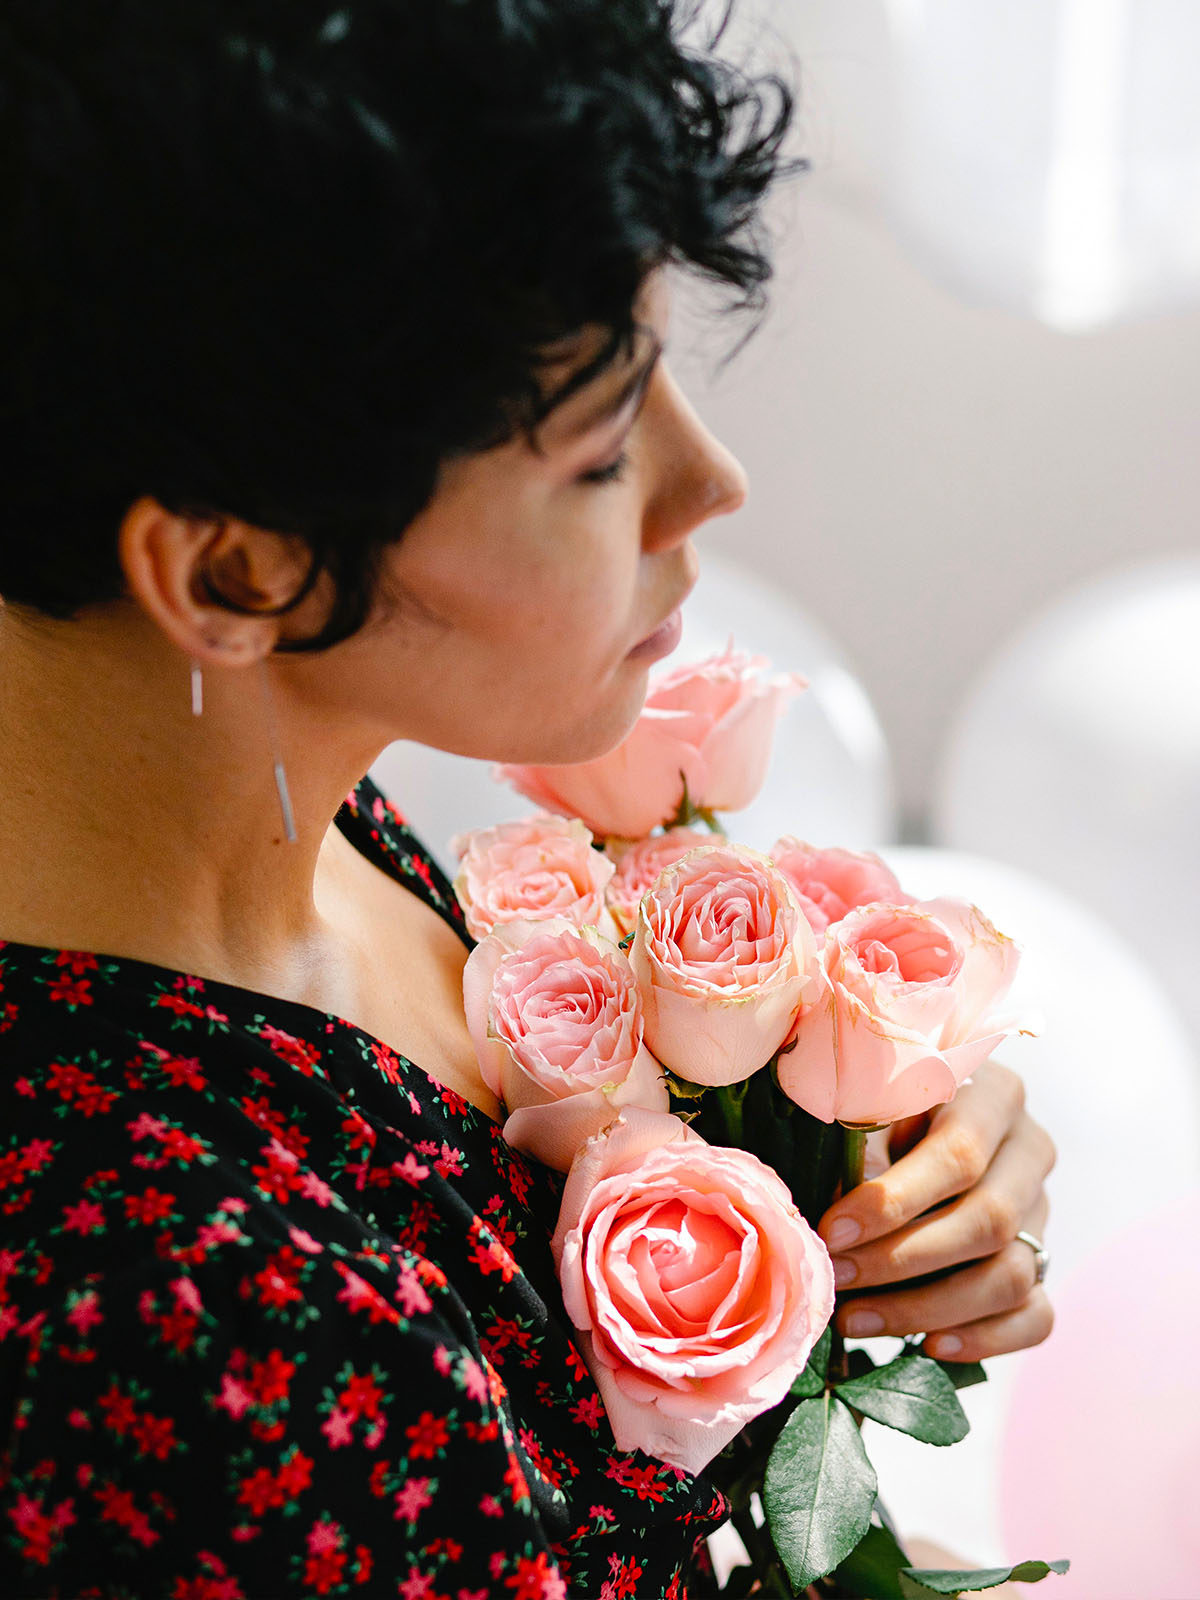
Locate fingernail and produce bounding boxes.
[832,1257,858,1288]
[844,1309,885,1338]
[928,1334,963,1358]
[826,1218,862,1251]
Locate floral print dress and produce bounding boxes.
[0,777,728,1599]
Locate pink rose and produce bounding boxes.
[604,827,715,938]
[629,844,818,1087]
[551,1108,835,1475]
[777,898,1022,1126]
[769,838,910,936]
[462,919,668,1171]
[451,815,616,942]
[495,645,806,840]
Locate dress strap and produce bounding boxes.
[335,774,473,950]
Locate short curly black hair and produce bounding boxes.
[0,0,794,648]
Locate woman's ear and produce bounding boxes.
[117,497,311,664]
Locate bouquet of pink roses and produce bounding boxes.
[453,645,1067,1599]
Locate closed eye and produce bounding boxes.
[578,449,630,486]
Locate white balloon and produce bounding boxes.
[883,0,1200,329]
[859,845,1200,1567]
[934,556,1200,1043]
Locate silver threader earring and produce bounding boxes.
[258,658,298,845]
[190,659,204,716]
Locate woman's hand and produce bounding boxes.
[816,1060,1056,1362]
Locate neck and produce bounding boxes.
[0,604,383,990]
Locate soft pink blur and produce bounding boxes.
[450,814,616,942]
[495,644,806,840]
[630,843,818,1087]
[777,897,1021,1124]
[551,1108,835,1475]
[770,838,910,936]
[462,919,668,1171]
[1001,1193,1200,1597]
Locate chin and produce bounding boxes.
[500,680,650,768]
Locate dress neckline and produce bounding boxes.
[0,774,498,1125]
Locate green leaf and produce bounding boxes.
[791,1325,833,1399]
[763,1395,877,1590]
[831,1521,912,1599]
[941,1360,988,1391]
[834,1353,969,1445]
[906,1338,988,1390]
[898,1559,1070,1596]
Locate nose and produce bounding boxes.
[641,365,748,548]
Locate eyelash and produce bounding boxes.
[579,449,630,487]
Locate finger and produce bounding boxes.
[831,1121,1053,1290]
[923,1287,1055,1363]
[835,1207,1049,1342]
[819,1062,1027,1252]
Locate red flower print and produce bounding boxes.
[250,1140,304,1203]
[246,1244,308,1310]
[405,1410,451,1460]
[599,1553,645,1600]
[131,1410,179,1461]
[98,1382,137,1437]
[321,1407,354,1449]
[392,1475,433,1523]
[247,1349,295,1406]
[55,951,99,976]
[157,1052,208,1091]
[503,1452,531,1506]
[605,1459,670,1503]
[20,1137,55,1173]
[398,1566,445,1600]
[65,1289,104,1338]
[505,1550,567,1600]
[170,1549,246,1600]
[466,1217,518,1283]
[257,1024,321,1075]
[334,1263,399,1325]
[339,1369,385,1420]
[275,1446,313,1500]
[236,1467,283,1519]
[61,1198,106,1236]
[302,1517,348,1595]
[125,1187,177,1225]
[48,973,94,1007]
[569,1393,604,1431]
[0,1151,25,1187]
[353,1543,372,1586]
[92,1480,159,1547]
[6,1489,77,1567]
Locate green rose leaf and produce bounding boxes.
[898,1558,1070,1596]
[763,1394,877,1590]
[834,1352,969,1445]
[905,1337,989,1390]
[831,1520,913,1599]
[790,1324,833,1399]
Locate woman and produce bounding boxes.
[0,2,1054,1594]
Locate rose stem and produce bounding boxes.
[829,1127,869,1386]
[841,1128,868,1195]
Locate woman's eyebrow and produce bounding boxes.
[559,340,663,440]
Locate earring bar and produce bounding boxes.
[257,658,299,844]
[190,660,204,716]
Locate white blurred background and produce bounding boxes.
[376,4,1200,1590]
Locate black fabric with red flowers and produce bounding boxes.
[0,776,726,1598]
